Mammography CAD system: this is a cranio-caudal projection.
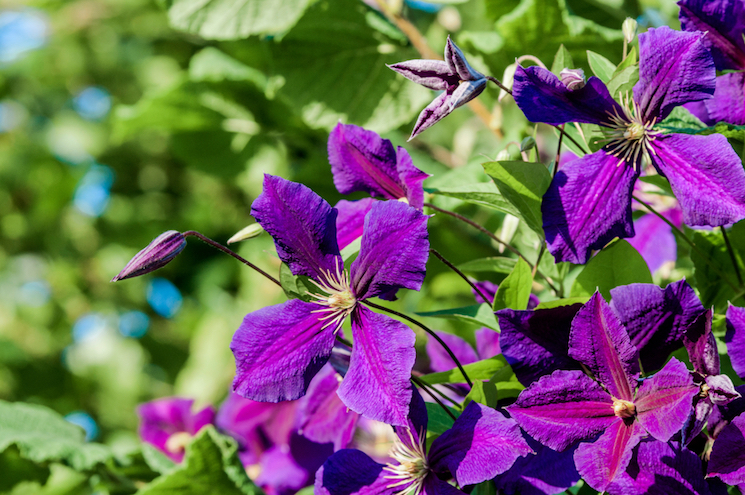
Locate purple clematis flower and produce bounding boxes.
[513,26,745,264]
[137,397,215,462]
[230,175,429,426]
[315,388,531,495]
[506,292,699,491]
[709,412,745,488]
[679,0,745,125]
[389,36,487,140]
[725,304,745,380]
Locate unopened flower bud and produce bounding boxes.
[520,136,537,152]
[111,230,186,282]
[496,149,511,161]
[227,223,264,244]
[560,68,585,91]
[622,18,637,45]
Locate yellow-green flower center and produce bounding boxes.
[165,431,193,454]
[612,398,636,419]
[308,259,356,332]
[602,93,660,169]
[384,428,429,495]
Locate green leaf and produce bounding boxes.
[425,183,519,216]
[586,50,616,83]
[142,444,177,475]
[482,161,552,237]
[614,45,637,74]
[570,240,653,300]
[464,380,497,408]
[493,258,533,311]
[419,356,509,385]
[535,296,589,309]
[417,304,499,331]
[691,222,745,312]
[606,65,638,100]
[279,263,313,302]
[638,175,674,196]
[189,47,270,90]
[0,400,111,472]
[168,0,314,40]
[458,257,517,274]
[657,105,707,133]
[491,367,525,400]
[137,426,263,495]
[0,445,50,492]
[550,44,574,75]
[484,0,521,22]
[424,403,461,435]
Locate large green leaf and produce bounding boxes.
[424,403,461,435]
[586,50,616,83]
[0,401,111,472]
[168,0,314,40]
[458,257,517,274]
[425,183,519,216]
[482,161,552,236]
[279,263,313,302]
[137,426,263,495]
[550,44,574,75]
[464,380,497,408]
[419,356,509,385]
[493,258,533,311]
[570,240,652,300]
[417,304,499,331]
[691,223,745,312]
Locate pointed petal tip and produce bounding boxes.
[111,230,186,282]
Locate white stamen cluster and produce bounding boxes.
[602,92,660,169]
[307,258,356,332]
[384,428,430,495]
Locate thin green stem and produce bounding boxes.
[553,124,565,179]
[721,226,743,285]
[430,248,490,303]
[411,376,457,421]
[411,374,463,410]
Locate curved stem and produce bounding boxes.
[183,231,281,287]
[485,75,512,94]
[430,248,490,303]
[411,374,463,410]
[362,300,473,388]
[411,376,457,420]
[721,226,743,285]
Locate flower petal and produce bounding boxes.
[426,331,478,374]
[231,300,337,402]
[569,292,639,401]
[335,199,375,251]
[475,328,501,359]
[626,209,680,273]
[682,396,714,446]
[678,0,745,71]
[410,92,452,140]
[387,59,457,91]
[445,36,484,82]
[429,402,531,485]
[497,304,582,386]
[315,449,393,495]
[709,414,745,486]
[542,150,637,265]
[137,398,215,462]
[634,27,716,122]
[573,420,645,492]
[635,358,698,442]
[726,304,745,380]
[704,72,745,125]
[706,374,741,405]
[506,370,615,451]
[337,306,415,426]
[251,174,341,280]
[421,475,465,495]
[351,200,429,300]
[494,437,580,495]
[650,133,745,227]
[512,65,622,126]
[683,309,719,376]
[395,386,429,448]
[448,78,487,111]
[395,147,429,210]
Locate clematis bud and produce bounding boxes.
[495,149,511,161]
[227,223,264,244]
[622,17,637,45]
[111,230,186,282]
[520,136,536,152]
[559,68,585,90]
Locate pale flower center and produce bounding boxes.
[307,258,356,332]
[612,398,637,419]
[165,431,193,454]
[384,428,429,495]
[602,93,660,168]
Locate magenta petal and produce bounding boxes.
[650,133,745,227]
[137,398,215,462]
[335,198,375,251]
[512,65,622,126]
[251,174,341,280]
[395,147,429,209]
[337,306,415,426]
[506,370,615,451]
[429,402,531,485]
[315,449,393,495]
[569,293,639,401]
[709,414,745,485]
[684,309,719,376]
[682,397,714,445]
[704,72,745,125]
[678,0,745,71]
[472,280,497,305]
[426,331,478,373]
[705,374,740,405]
[231,300,337,402]
[626,210,679,273]
[475,328,501,359]
[397,386,429,448]
[635,358,698,442]
[634,27,716,121]
[542,150,637,264]
[726,305,745,379]
[215,393,277,452]
[351,201,429,300]
[574,420,645,492]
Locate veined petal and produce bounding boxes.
[448,78,487,111]
[497,304,582,386]
[329,123,407,201]
[726,305,745,379]
[681,396,713,445]
[426,331,478,374]
[335,198,375,251]
[635,358,698,442]
[542,150,637,265]
[395,147,429,210]
[506,370,616,451]
[573,420,645,492]
[494,437,580,495]
[708,414,745,486]
[684,309,719,376]
[410,92,452,140]
[512,65,622,126]
[678,0,745,71]
[445,36,483,82]
[569,293,639,402]
[338,306,415,426]
[429,402,531,485]
[704,72,745,125]
[634,27,716,122]
[315,449,393,495]
[626,209,680,273]
[475,328,501,359]
[351,200,429,300]
[231,300,336,402]
[650,133,745,227]
[387,59,458,91]
[251,175,341,280]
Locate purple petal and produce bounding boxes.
[111,230,186,282]
[315,449,392,495]
[569,293,639,401]
[351,201,429,300]
[710,385,745,438]
[251,175,341,280]
[708,414,745,485]
[634,27,716,122]
[421,475,466,495]
[335,199,375,251]
[445,36,484,82]
[475,327,501,359]
[726,305,745,379]
[512,65,622,126]
[231,300,337,402]
[626,209,680,273]
[706,374,741,405]
[542,150,638,265]
[678,0,745,71]
[704,72,745,125]
[337,306,415,426]
[410,92,452,140]
[497,304,582,386]
[683,309,719,376]
[429,402,531,485]
[494,437,580,495]
[395,147,429,210]
[387,59,458,91]
[396,386,429,449]
[426,332,478,374]
[256,445,310,495]
[137,398,215,462]
[574,420,646,492]
[215,393,280,453]
[448,78,487,111]
[472,280,498,305]
[650,133,745,227]
[634,358,698,441]
[682,397,714,446]
[610,280,706,373]
[506,370,615,451]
